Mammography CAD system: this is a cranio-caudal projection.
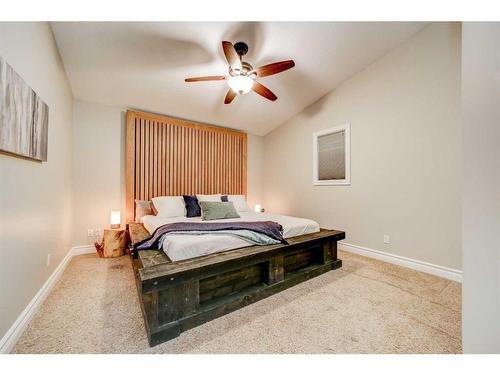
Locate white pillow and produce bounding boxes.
[227,195,251,212]
[196,194,222,202]
[152,196,186,218]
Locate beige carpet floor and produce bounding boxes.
[13,250,461,354]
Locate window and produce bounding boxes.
[313,123,351,185]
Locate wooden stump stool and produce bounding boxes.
[102,228,126,258]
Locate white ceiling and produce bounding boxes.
[51,22,427,135]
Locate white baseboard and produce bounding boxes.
[0,245,96,353]
[339,242,462,283]
[71,245,96,256]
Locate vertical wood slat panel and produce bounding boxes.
[173,125,178,195]
[169,124,173,196]
[202,130,206,194]
[190,127,195,195]
[156,121,160,197]
[144,120,149,200]
[149,120,154,200]
[212,133,221,193]
[219,133,223,193]
[126,110,247,221]
[186,127,190,194]
[205,131,209,194]
[208,131,213,194]
[229,135,232,194]
[135,118,141,200]
[144,119,147,198]
[179,125,183,196]
[160,122,165,196]
[192,128,196,195]
[141,118,146,201]
[224,133,228,194]
[214,132,218,194]
[234,136,237,194]
[158,121,162,196]
[153,121,158,199]
[229,134,233,194]
[233,139,241,191]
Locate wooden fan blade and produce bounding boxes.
[185,76,226,82]
[252,81,277,101]
[224,89,237,104]
[252,60,295,78]
[222,41,242,70]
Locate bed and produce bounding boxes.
[141,211,320,261]
[125,110,345,347]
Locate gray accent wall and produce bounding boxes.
[263,23,462,270]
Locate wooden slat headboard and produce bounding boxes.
[125,110,247,222]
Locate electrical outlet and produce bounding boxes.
[87,229,94,237]
[46,253,51,267]
[383,235,390,244]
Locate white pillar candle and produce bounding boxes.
[110,210,121,229]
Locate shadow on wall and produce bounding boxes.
[123,31,213,69]
[124,23,215,69]
[301,89,336,118]
[62,22,215,71]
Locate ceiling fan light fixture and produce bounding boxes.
[227,75,254,95]
[185,41,295,103]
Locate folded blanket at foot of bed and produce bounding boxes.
[134,221,288,251]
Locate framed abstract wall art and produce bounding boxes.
[0,56,49,161]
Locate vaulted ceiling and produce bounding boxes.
[51,22,426,135]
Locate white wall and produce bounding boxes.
[461,23,500,354]
[263,23,462,270]
[72,101,126,246]
[72,100,265,245]
[0,23,74,339]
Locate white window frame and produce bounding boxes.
[312,123,351,186]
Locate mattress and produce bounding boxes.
[141,212,320,262]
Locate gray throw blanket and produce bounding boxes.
[134,221,288,251]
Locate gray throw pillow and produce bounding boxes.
[199,201,240,221]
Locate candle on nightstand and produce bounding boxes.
[110,210,121,229]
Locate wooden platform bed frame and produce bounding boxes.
[129,223,344,347]
[125,110,345,347]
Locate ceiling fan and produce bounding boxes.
[185,41,295,104]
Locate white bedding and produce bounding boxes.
[141,212,320,262]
